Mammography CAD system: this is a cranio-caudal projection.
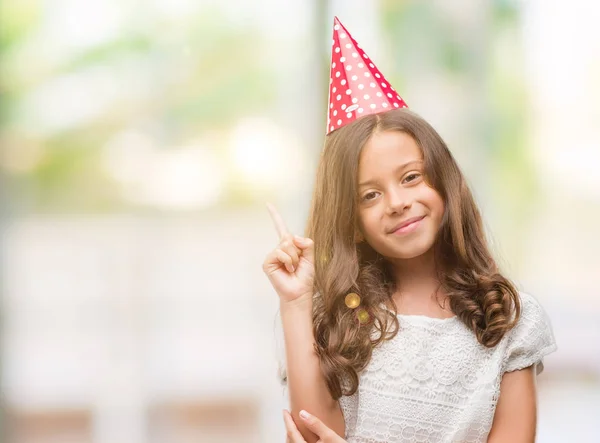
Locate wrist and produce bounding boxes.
[280,292,314,312]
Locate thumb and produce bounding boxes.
[293,236,314,264]
[299,410,337,440]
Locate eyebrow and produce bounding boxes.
[358,160,423,189]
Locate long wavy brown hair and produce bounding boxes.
[303,108,521,400]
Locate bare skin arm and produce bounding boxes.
[281,296,345,442]
[264,204,344,442]
[284,409,347,443]
[487,365,537,443]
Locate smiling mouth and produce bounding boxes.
[390,216,425,235]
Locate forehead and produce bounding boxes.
[358,131,422,178]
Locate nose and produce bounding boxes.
[385,186,411,215]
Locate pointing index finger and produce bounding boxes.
[266,202,289,240]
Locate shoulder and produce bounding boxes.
[518,290,541,308]
[502,291,557,374]
[513,291,551,330]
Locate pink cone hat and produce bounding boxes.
[326,16,408,135]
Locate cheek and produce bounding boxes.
[422,186,444,213]
[432,193,445,217]
[427,194,445,229]
[357,210,378,237]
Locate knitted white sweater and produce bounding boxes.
[278,291,557,442]
[338,291,557,442]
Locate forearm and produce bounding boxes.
[281,296,344,442]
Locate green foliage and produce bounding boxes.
[1,3,276,211]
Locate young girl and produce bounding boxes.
[263,17,557,443]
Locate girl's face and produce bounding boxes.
[356,130,445,260]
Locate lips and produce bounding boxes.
[388,216,425,234]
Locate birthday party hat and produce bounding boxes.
[326,16,408,134]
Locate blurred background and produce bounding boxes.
[0,0,599,442]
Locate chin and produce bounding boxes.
[386,247,432,260]
[372,236,436,261]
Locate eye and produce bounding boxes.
[403,173,421,184]
[362,191,379,202]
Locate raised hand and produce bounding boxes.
[262,203,315,304]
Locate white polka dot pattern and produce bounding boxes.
[326,16,408,135]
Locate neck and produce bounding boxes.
[389,248,442,300]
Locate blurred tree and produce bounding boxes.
[0,3,276,212]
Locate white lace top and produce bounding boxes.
[278,291,557,443]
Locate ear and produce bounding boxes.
[354,218,364,243]
[354,230,364,243]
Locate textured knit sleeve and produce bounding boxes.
[502,292,558,375]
